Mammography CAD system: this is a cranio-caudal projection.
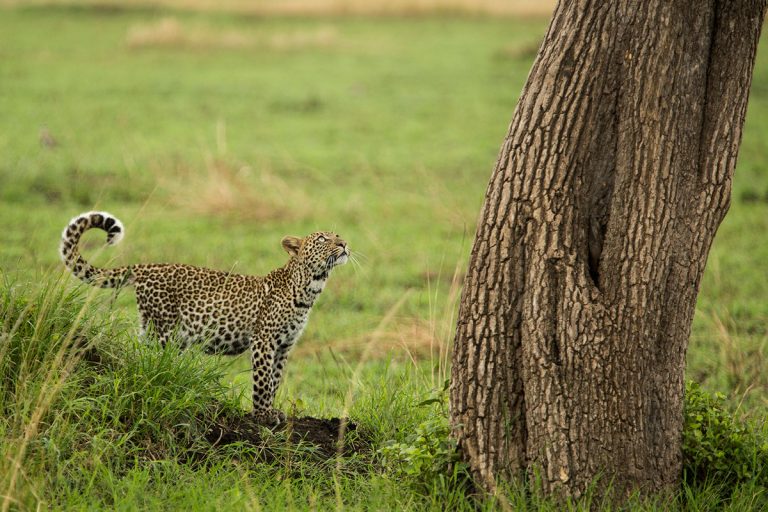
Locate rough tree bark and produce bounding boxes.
[450,0,766,499]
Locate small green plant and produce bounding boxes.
[682,380,768,487]
[379,416,456,480]
[378,380,465,491]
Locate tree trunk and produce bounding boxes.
[450,0,766,499]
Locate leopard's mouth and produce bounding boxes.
[327,247,349,269]
[335,253,349,266]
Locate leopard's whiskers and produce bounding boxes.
[348,252,364,273]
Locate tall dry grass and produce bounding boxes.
[293,260,463,389]
[710,312,768,409]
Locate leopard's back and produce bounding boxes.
[133,263,267,354]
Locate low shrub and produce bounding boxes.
[683,380,768,487]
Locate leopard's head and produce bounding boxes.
[281,231,349,275]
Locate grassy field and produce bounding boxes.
[0,3,767,510]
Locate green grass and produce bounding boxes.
[0,3,767,510]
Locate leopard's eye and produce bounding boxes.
[317,236,327,243]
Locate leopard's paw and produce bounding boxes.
[251,408,286,427]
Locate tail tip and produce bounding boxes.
[92,211,125,246]
[61,210,125,246]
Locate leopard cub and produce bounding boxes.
[60,211,349,425]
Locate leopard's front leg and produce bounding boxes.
[250,334,286,426]
[272,347,290,395]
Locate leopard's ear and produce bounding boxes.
[281,236,302,257]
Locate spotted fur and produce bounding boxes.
[60,211,349,425]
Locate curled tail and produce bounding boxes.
[59,211,134,288]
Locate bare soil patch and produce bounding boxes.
[204,412,371,461]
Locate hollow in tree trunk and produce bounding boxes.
[449,0,767,499]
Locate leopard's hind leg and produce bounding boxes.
[136,304,179,347]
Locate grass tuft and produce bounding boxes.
[159,156,314,223]
[126,17,340,51]
[126,17,191,49]
[0,276,243,508]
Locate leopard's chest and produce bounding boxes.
[273,310,310,351]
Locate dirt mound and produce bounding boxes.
[204,413,370,461]
[76,346,371,463]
